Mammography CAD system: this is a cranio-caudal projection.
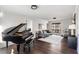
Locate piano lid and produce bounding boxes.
[9,23,26,35]
[2,23,26,35]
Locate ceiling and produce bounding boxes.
[0,5,76,20]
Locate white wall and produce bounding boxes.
[27,19,33,32]
[31,19,48,38]
[0,12,26,31]
[62,18,72,35]
[33,19,48,31]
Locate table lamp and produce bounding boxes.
[69,24,76,36]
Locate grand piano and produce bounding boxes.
[2,23,34,53]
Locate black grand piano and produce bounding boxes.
[2,23,34,53]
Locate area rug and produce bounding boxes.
[38,35,63,48]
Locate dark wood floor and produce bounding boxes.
[0,38,77,54]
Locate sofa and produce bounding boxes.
[36,30,52,38]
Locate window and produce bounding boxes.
[51,23,61,34]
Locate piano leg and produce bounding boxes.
[28,46,31,53]
[23,44,25,52]
[6,41,8,48]
[17,44,20,54]
[27,44,31,53]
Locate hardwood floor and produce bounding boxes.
[0,38,77,54]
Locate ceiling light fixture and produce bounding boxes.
[53,17,56,19]
[31,5,38,10]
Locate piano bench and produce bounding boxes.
[23,39,34,53]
